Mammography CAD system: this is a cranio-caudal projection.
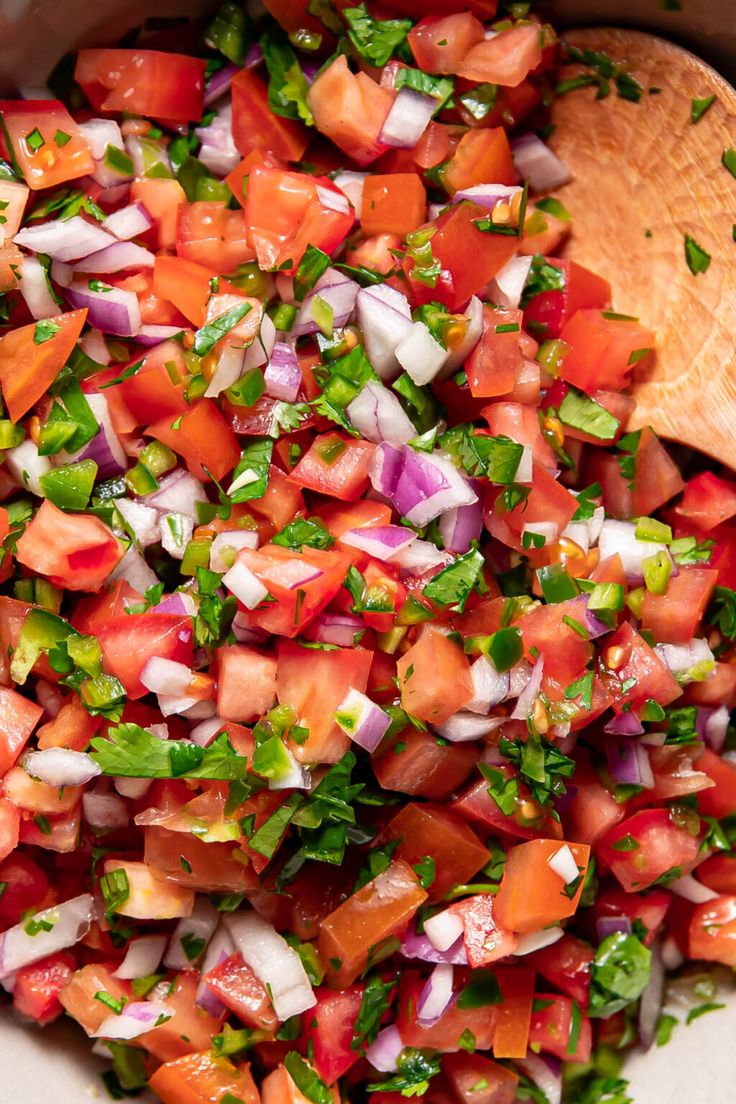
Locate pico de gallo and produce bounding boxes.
[0,3,734,1103]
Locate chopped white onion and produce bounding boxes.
[224,910,315,1021]
[668,874,719,903]
[0,895,94,978]
[210,529,260,573]
[395,321,449,385]
[417,962,454,1026]
[332,171,365,220]
[140,657,193,698]
[366,1024,404,1073]
[164,896,219,970]
[24,748,100,788]
[113,934,168,980]
[223,560,267,609]
[94,1001,173,1040]
[424,909,465,953]
[515,926,564,956]
[82,790,129,829]
[6,439,52,497]
[547,843,580,884]
[511,133,573,192]
[489,254,533,309]
[18,255,58,319]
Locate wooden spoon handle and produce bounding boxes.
[548,28,736,466]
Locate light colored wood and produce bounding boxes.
[548,27,736,467]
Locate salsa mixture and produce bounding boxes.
[0,3,735,1103]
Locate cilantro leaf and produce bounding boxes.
[272,515,335,550]
[313,345,379,432]
[192,302,251,356]
[229,437,273,503]
[89,725,247,780]
[708,585,736,639]
[422,547,484,612]
[260,31,314,125]
[588,932,652,1017]
[684,233,711,275]
[440,425,523,484]
[343,3,412,67]
[284,1053,331,1104]
[557,387,620,441]
[351,974,397,1051]
[367,1048,441,1096]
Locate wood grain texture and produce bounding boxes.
[549,28,736,466]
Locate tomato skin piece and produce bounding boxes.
[397,628,472,724]
[458,24,543,86]
[301,986,364,1085]
[0,101,94,189]
[232,68,308,162]
[75,50,206,122]
[382,802,490,902]
[361,174,427,238]
[13,951,76,1025]
[559,309,655,393]
[319,859,427,988]
[0,308,87,422]
[373,728,478,801]
[289,433,376,502]
[689,895,736,967]
[444,1051,519,1104]
[203,953,278,1032]
[96,613,194,699]
[408,14,485,74]
[15,501,122,592]
[522,258,611,339]
[147,399,241,482]
[495,839,590,933]
[277,639,373,764]
[307,56,394,167]
[597,809,701,892]
[442,127,516,196]
[149,1052,260,1104]
[529,993,592,1064]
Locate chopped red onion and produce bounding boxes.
[440,296,484,374]
[334,688,391,752]
[452,183,522,208]
[143,470,208,520]
[291,275,359,338]
[231,614,270,645]
[189,716,225,748]
[245,313,276,372]
[598,519,669,582]
[516,1054,562,1104]
[596,916,632,941]
[424,909,464,953]
[435,712,503,742]
[66,281,141,336]
[655,639,714,680]
[401,923,468,965]
[703,705,730,752]
[366,1025,403,1073]
[439,495,483,554]
[316,183,352,217]
[116,499,160,548]
[195,102,240,176]
[0,894,94,978]
[103,202,153,241]
[24,748,100,788]
[70,392,126,478]
[164,896,219,970]
[417,963,454,1027]
[140,657,193,698]
[668,874,719,903]
[210,529,259,573]
[94,1001,173,1040]
[203,63,238,107]
[515,926,564,955]
[271,559,323,590]
[78,119,130,187]
[511,656,544,720]
[151,592,197,617]
[135,324,186,347]
[606,740,654,789]
[15,216,116,261]
[346,380,416,446]
[264,342,301,402]
[466,655,510,714]
[392,539,452,575]
[73,241,154,273]
[511,132,572,192]
[489,254,533,309]
[82,790,129,829]
[305,612,365,648]
[604,711,644,737]
[109,544,159,593]
[581,596,613,640]
[18,255,57,319]
[223,560,268,609]
[547,843,580,884]
[196,925,234,1017]
[395,321,449,385]
[356,284,413,379]
[113,934,167,980]
[379,87,436,148]
[370,444,478,528]
[224,910,315,1021]
[340,524,416,561]
[80,328,111,365]
[638,941,664,1050]
[333,171,366,220]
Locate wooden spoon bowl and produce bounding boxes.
[548,28,736,466]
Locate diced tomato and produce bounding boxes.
[383,802,489,901]
[591,887,670,947]
[0,685,43,775]
[15,501,122,592]
[0,309,87,422]
[149,1053,260,1104]
[95,612,194,698]
[13,952,76,1025]
[597,809,701,892]
[307,56,394,166]
[458,23,543,86]
[139,971,223,1061]
[237,544,351,640]
[301,986,364,1085]
[320,860,427,987]
[698,854,736,895]
[276,639,372,763]
[695,748,736,819]
[408,14,485,74]
[484,398,557,468]
[493,966,535,1059]
[525,934,594,1008]
[559,310,655,393]
[115,341,189,424]
[673,471,736,531]
[145,826,254,893]
[373,728,478,800]
[442,127,516,196]
[397,971,496,1052]
[177,201,255,272]
[450,893,518,966]
[36,694,100,752]
[262,1065,339,1104]
[522,258,611,339]
[0,101,93,189]
[147,399,240,482]
[131,178,187,251]
[58,964,132,1035]
[495,839,590,933]
[203,953,278,1032]
[75,49,205,122]
[0,853,49,929]
[452,773,563,842]
[444,1051,519,1104]
[361,174,426,238]
[397,628,472,724]
[289,433,376,501]
[519,598,593,688]
[630,425,685,516]
[152,255,219,326]
[467,309,525,398]
[529,993,592,1064]
[640,567,718,643]
[0,797,20,863]
[231,68,309,162]
[216,644,277,723]
[689,896,736,967]
[485,463,579,553]
[565,771,625,846]
[602,621,682,710]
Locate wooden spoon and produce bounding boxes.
[547,28,736,466]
